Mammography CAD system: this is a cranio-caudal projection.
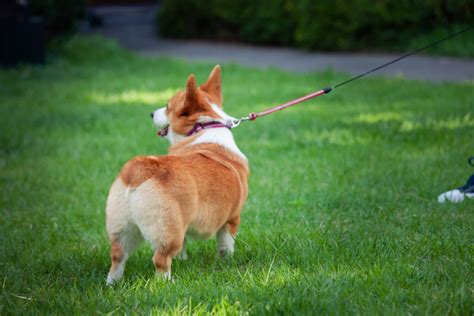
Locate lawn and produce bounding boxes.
[0,37,473,314]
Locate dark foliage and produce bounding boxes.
[157,0,474,52]
[29,0,86,35]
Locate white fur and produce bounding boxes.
[210,103,236,125]
[217,226,234,256]
[159,270,172,281]
[152,107,186,145]
[152,107,168,127]
[197,104,236,126]
[152,103,245,157]
[106,179,182,284]
[106,254,127,285]
[105,180,143,285]
[167,129,186,144]
[191,128,246,160]
[191,103,246,160]
[175,238,188,260]
[438,189,465,203]
[130,180,171,249]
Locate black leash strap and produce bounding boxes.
[233,25,473,125]
[332,25,474,89]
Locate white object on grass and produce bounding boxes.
[438,189,465,203]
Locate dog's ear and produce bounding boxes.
[178,74,205,116]
[185,74,198,104]
[200,65,222,106]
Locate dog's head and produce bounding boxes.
[151,65,234,144]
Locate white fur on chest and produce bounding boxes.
[191,128,246,160]
[191,102,246,160]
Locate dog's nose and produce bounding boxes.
[150,112,154,119]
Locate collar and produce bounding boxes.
[157,121,233,138]
[186,121,231,137]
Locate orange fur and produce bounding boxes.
[109,241,123,270]
[166,74,222,135]
[105,65,249,283]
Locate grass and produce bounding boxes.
[0,36,473,314]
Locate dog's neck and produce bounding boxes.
[168,103,246,160]
[191,128,246,160]
[169,128,246,161]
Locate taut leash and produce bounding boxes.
[233,87,332,125]
[231,25,473,128]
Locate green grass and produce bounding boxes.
[1,36,473,315]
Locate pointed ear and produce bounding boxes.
[200,65,222,105]
[185,74,198,103]
[178,74,205,116]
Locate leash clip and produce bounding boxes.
[229,118,242,129]
[229,113,258,129]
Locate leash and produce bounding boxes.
[230,25,474,128]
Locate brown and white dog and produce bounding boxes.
[105,65,249,285]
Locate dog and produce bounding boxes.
[105,65,249,285]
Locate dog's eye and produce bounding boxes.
[180,111,189,117]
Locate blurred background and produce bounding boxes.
[1,2,473,314]
[1,0,473,69]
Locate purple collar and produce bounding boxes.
[186,121,231,137]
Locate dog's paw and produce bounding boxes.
[217,228,235,258]
[438,189,465,203]
[218,247,234,258]
[156,270,173,282]
[106,264,125,286]
[106,273,121,286]
[163,271,172,281]
[175,250,188,260]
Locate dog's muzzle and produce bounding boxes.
[157,125,169,137]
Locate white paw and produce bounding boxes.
[106,261,126,286]
[106,271,122,286]
[217,228,235,257]
[218,240,234,257]
[175,250,188,260]
[438,189,465,203]
[218,247,234,257]
[106,275,115,286]
[163,270,172,281]
[466,193,474,200]
[156,270,173,282]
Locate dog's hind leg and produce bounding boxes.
[217,216,240,257]
[105,179,142,285]
[148,226,184,281]
[106,225,142,285]
[131,180,185,281]
[148,219,184,280]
